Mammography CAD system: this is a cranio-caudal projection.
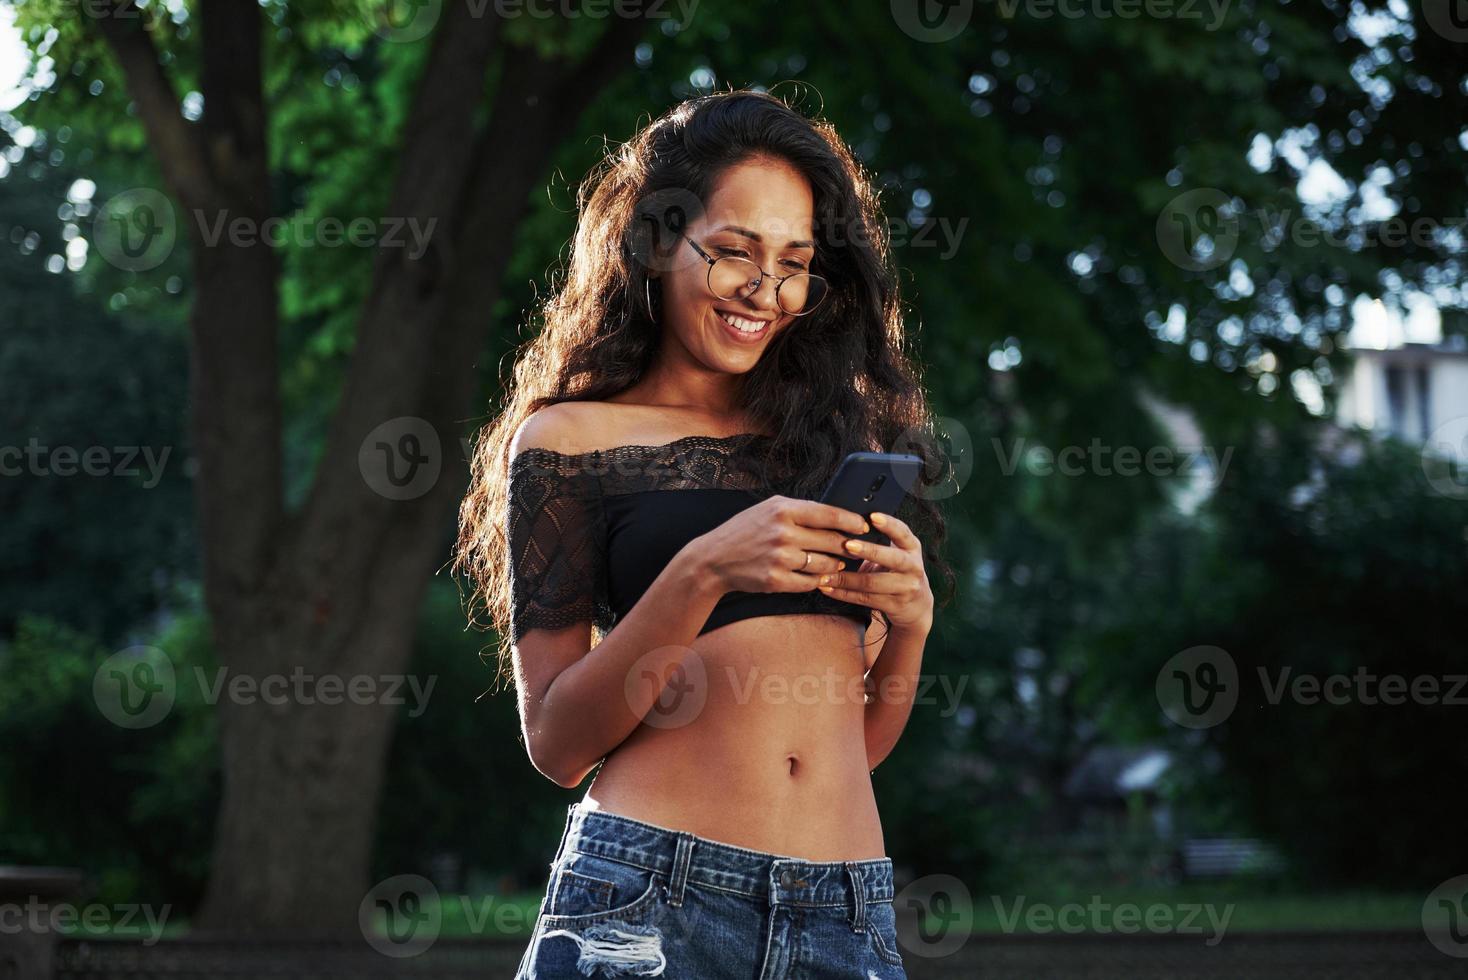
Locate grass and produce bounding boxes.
[439,885,1425,939]
[52,887,1424,941]
[954,885,1424,936]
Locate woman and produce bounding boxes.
[455,89,954,978]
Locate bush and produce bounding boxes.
[0,614,219,908]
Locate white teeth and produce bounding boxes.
[720,311,766,333]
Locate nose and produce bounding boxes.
[746,273,781,315]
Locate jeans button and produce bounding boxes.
[779,869,797,888]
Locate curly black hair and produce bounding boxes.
[454,88,957,687]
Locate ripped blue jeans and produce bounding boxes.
[514,802,907,979]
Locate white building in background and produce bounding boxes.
[1134,296,1468,514]
[1335,298,1468,461]
[1335,340,1468,445]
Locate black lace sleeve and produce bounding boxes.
[506,450,613,643]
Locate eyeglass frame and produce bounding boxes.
[680,235,830,316]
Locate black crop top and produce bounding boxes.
[506,432,874,643]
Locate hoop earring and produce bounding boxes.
[644,276,658,323]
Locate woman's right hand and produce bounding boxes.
[689,495,872,596]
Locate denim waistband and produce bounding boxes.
[549,802,894,909]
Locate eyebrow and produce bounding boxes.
[712,224,816,250]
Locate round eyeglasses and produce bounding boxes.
[683,236,829,316]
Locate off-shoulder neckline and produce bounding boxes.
[510,431,776,466]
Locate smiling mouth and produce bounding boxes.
[717,309,772,334]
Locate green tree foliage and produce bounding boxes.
[1078,433,1468,887]
[0,126,194,641]
[4,0,1466,904]
[0,614,218,907]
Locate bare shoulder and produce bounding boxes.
[509,398,756,459]
[509,401,628,458]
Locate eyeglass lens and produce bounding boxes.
[708,257,828,315]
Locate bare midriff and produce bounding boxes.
[552,398,887,861]
[583,611,886,861]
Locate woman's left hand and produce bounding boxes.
[817,511,933,635]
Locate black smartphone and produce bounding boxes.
[817,451,923,572]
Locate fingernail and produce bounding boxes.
[819,575,832,586]
[818,585,833,592]
[844,540,863,553]
[871,513,886,526]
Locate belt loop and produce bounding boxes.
[663,832,696,908]
[537,803,580,919]
[548,802,579,871]
[845,862,867,933]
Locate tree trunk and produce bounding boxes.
[196,583,425,935]
[90,0,647,933]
